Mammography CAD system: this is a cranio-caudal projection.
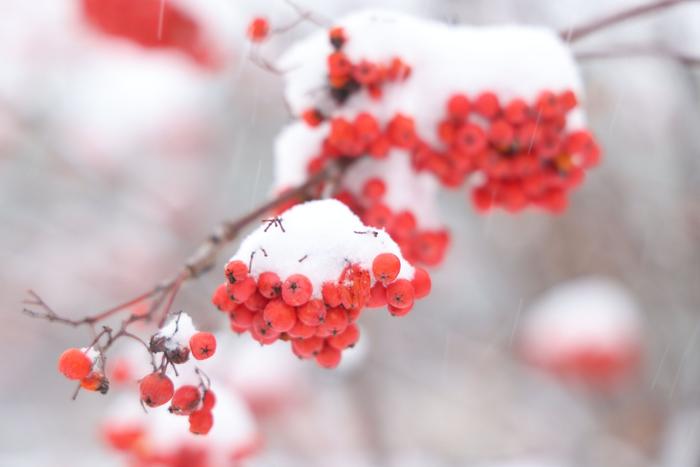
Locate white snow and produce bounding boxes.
[279,9,586,148]
[520,276,643,361]
[155,311,198,352]
[229,199,415,296]
[274,121,329,190]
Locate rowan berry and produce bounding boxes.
[367,282,387,307]
[170,385,201,415]
[388,301,414,316]
[189,409,213,435]
[328,52,352,78]
[504,98,529,125]
[387,114,418,149]
[212,283,236,312]
[287,320,316,339]
[301,108,324,127]
[387,57,411,80]
[297,299,326,326]
[354,113,380,144]
[447,93,470,120]
[372,253,401,284]
[315,344,341,369]
[411,267,432,299]
[474,91,500,119]
[472,186,493,213]
[58,348,92,380]
[353,60,381,85]
[225,260,248,284]
[247,17,269,43]
[316,307,348,337]
[251,313,280,344]
[230,322,248,335]
[291,336,324,359]
[454,124,487,156]
[227,276,257,303]
[258,271,282,299]
[139,373,174,408]
[535,91,562,120]
[244,290,268,312]
[559,89,578,111]
[488,119,515,149]
[329,26,347,49]
[362,178,386,201]
[202,390,216,411]
[81,371,109,394]
[263,299,297,332]
[230,306,254,328]
[282,274,313,306]
[386,279,415,309]
[363,203,392,228]
[328,323,360,350]
[322,282,342,307]
[190,332,217,360]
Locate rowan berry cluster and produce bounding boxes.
[212,200,431,369]
[58,347,109,394]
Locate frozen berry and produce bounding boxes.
[315,344,341,369]
[372,253,401,284]
[190,332,217,360]
[411,267,432,299]
[58,348,92,380]
[224,260,248,284]
[170,385,201,415]
[189,409,213,435]
[139,373,174,408]
[328,323,360,350]
[263,299,297,332]
[258,271,282,299]
[386,279,415,309]
[297,299,326,326]
[282,274,313,306]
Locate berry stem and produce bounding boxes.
[562,0,693,43]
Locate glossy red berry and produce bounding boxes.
[447,93,470,119]
[263,299,297,332]
[247,17,269,42]
[474,92,500,119]
[250,314,280,344]
[302,108,323,127]
[372,253,401,284]
[316,307,348,337]
[227,276,257,303]
[329,26,346,49]
[455,124,487,156]
[139,373,174,408]
[411,267,432,299]
[189,409,213,435]
[170,385,201,415]
[287,320,316,339]
[202,390,216,410]
[80,371,109,394]
[190,332,216,360]
[328,323,360,350]
[388,301,414,317]
[224,260,248,284]
[362,177,386,201]
[322,282,342,307]
[212,283,236,312]
[386,279,415,310]
[282,274,313,306]
[367,282,387,308]
[328,52,352,78]
[315,344,341,369]
[297,299,326,326]
[58,348,92,380]
[387,114,418,149]
[229,306,254,328]
[291,336,324,359]
[258,271,282,299]
[243,290,268,312]
[504,98,529,125]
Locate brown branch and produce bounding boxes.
[562,0,694,43]
[575,45,700,66]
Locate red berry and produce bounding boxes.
[363,203,392,228]
[282,274,313,306]
[367,282,387,308]
[251,314,280,344]
[454,124,487,156]
[472,186,493,213]
[388,301,414,316]
[504,98,529,125]
[328,52,352,78]
[58,348,92,380]
[411,267,431,299]
[229,306,254,328]
[559,89,578,111]
[247,17,269,42]
[227,276,257,303]
[329,26,346,49]
[354,112,380,144]
[189,332,216,360]
[315,344,341,369]
[297,299,326,326]
[170,385,201,415]
[447,93,470,119]
[363,177,386,201]
[353,60,381,85]
[287,320,316,339]
[263,299,297,332]
[189,409,213,435]
[291,336,324,359]
[316,307,348,337]
[230,322,248,334]
[387,114,418,149]
[301,108,323,127]
[322,282,342,307]
[328,323,360,350]
[80,371,109,394]
[488,119,515,148]
[372,253,401,284]
[474,92,501,119]
[224,260,248,284]
[535,90,562,120]
[243,290,268,312]
[139,373,174,408]
[258,272,282,299]
[386,279,415,309]
[202,390,216,411]
[212,283,236,312]
[387,57,411,81]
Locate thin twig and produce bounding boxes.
[575,45,700,66]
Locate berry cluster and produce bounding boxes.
[433,90,601,213]
[58,347,109,394]
[336,177,449,266]
[212,253,430,369]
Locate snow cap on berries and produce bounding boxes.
[153,312,198,352]
[229,199,416,294]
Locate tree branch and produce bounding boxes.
[575,44,700,66]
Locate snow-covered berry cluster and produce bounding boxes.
[212,199,431,368]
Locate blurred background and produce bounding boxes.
[0,0,699,466]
